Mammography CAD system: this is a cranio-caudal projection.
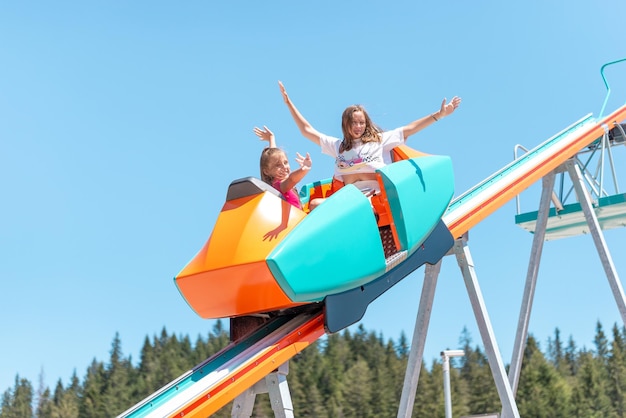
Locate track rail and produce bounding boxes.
[444,105,626,237]
[118,308,324,417]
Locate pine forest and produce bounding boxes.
[2,320,626,417]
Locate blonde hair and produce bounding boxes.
[259,147,286,184]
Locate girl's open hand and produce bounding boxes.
[253,126,276,148]
[439,96,462,118]
[295,152,312,170]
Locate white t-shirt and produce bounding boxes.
[319,127,405,181]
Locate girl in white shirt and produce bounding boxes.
[279,81,461,208]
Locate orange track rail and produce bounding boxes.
[445,105,626,238]
[169,312,325,417]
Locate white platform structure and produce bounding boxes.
[505,123,626,417]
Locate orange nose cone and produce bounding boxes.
[175,191,307,318]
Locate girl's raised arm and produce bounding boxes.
[401,96,461,139]
[253,125,277,148]
[279,81,322,146]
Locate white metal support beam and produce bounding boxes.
[397,261,443,418]
[453,237,520,418]
[565,159,626,323]
[397,238,521,418]
[506,158,626,417]
[503,171,556,418]
[231,362,294,418]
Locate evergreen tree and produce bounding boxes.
[563,335,579,377]
[35,386,52,418]
[397,331,410,358]
[595,321,610,365]
[206,320,230,356]
[14,377,34,417]
[290,341,327,417]
[10,319,626,417]
[0,390,11,415]
[608,323,626,417]
[342,357,373,417]
[351,329,397,416]
[61,373,81,418]
[47,378,80,418]
[320,333,349,416]
[517,335,572,417]
[459,332,499,415]
[102,333,134,416]
[78,359,107,418]
[157,329,183,385]
[546,328,565,372]
[135,335,158,400]
[0,376,34,418]
[35,368,49,418]
[371,339,405,417]
[347,325,370,361]
[412,359,443,418]
[571,350,614,417]
[407,359,428,417]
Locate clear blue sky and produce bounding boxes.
[2,0,626,396]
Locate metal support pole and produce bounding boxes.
[232,362,293,418]
[454,238,520,418]
[442,350,465,418]
[397,261,443,418]
[507,172,555,396]
[565,160,626,324]
[266,364,294,418]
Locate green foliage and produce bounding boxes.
[0,377,33,418]
[517,335,573,417]
[4,321,626,417]
[608,324,626,416]
[460,341,500,414]
[412,359,444,418]
[571,350,615,418]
